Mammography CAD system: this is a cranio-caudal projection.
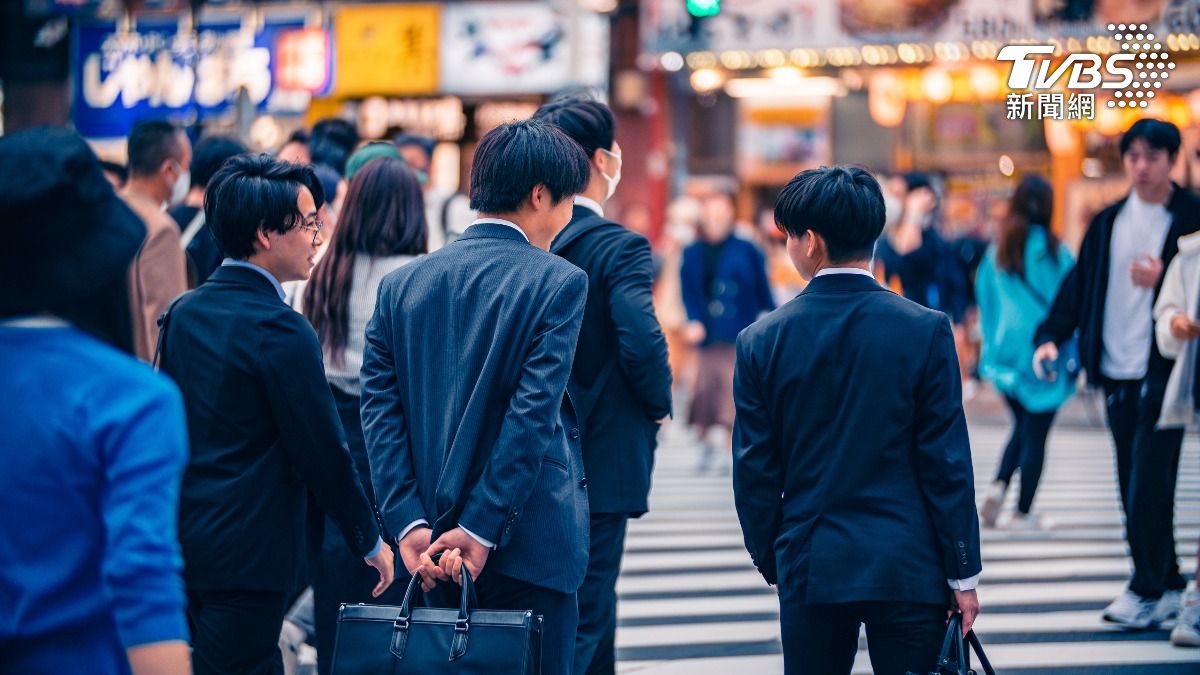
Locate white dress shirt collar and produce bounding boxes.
[472,217,529,242]
[573,195,604,218]
[814,266,876,279]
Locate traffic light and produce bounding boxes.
[686,0,720,19]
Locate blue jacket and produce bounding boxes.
[361,223,590,594]
[681,235,775,345]
[976,227,1076,412]
[0,323,188,674]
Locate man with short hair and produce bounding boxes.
[534,96,672,675]
[121,120,190,361]
[159,154,394,675]
[1034,118,1200,628]
[169,135,248,286]
[362,119,591,675]
[733,166,982,675]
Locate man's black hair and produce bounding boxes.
[99,160,127,184]
[190,136,249,189]
[127,120,184,176]
[774,166,885,263]
[531,96,616,158]
[285,129,310,146]
[469,119,590,214]
[204,153,326,260]
[311,118,359,174]
[1120,118,1181,157]
[393,133,436,160]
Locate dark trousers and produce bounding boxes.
[187,588,289,675]
[1103,378,1187,599]
[428,569,578,675]
[995,396,1057,514]
[314,387,406,675]
[779,599,947,675]
[573,513,629,675]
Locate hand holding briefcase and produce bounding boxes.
[332,560,543,675]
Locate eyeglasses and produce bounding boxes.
[297,216,325,246]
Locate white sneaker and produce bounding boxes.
[1154,589,1183,624]
[1171,589,1200,647]
[1102,590,1161,629]
[1007,512,1044,532]
[979,481,1005,528]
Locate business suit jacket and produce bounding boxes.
[159,265,380,593]
[361,223,590,594]
[1035,184,1200,386]
[732,272,981,606]
[120,188,187,361]
[551,205,672,516]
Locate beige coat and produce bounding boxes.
[120,187,187,362]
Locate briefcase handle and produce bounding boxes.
[391,553,479,662]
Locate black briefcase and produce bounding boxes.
[331,564,543,675]
[908,614,995,675]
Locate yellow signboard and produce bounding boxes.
[334,4,439,97]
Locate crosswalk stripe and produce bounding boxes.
[614,422,1200,673]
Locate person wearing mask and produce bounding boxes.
[396,132,475,250]
[121,120,190,361]
[0,127,192,675]
[362,120,591,675]
[680,190,776,473]
[168,135,248,287]
[533,96,673,675]
[1034,118,1200,629]
[975,175,1076,530]
[874,173,967,324]
[733,166,981,674]
[158,154,394,674]
[297,156,427,674]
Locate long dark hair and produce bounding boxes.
[302,157,427,363]
[997,174,1059,277]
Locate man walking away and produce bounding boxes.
[534,96,673,675]
[733,166,981,675]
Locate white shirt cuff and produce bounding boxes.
[363,536,384,560]
[396,519,429,544]
[460,524,496,550]
[947,574,980,591]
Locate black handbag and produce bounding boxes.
[331,564,543,674]
[908,614,995,675]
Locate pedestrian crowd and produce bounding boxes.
[1,108,1198,675]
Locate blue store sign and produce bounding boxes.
[73,17,311,138]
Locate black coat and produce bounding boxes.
[732,272,981,605]
[551,206,673,516]
[361,223,590,594]
[1035,185,1200,385]
[160,265,380,593]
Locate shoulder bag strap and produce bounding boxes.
[180,210,205,249]
[152,293,188,371]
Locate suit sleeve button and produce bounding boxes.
[569,428,580,440]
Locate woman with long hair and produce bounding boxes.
[976,174,1076,529]
[299,156,427,674]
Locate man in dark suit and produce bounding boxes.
[732,166,982,675]
[361,119,592,675]
[159,155,394,675]
[532,97,673,675]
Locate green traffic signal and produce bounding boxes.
[686,0,720,18]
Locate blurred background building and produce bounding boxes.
[4,0,1200,247]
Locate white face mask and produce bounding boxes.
[169,160,190,207]
[882,191,903,232]
[599,148,622,201]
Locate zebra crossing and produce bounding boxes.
[614,416,1200,674]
